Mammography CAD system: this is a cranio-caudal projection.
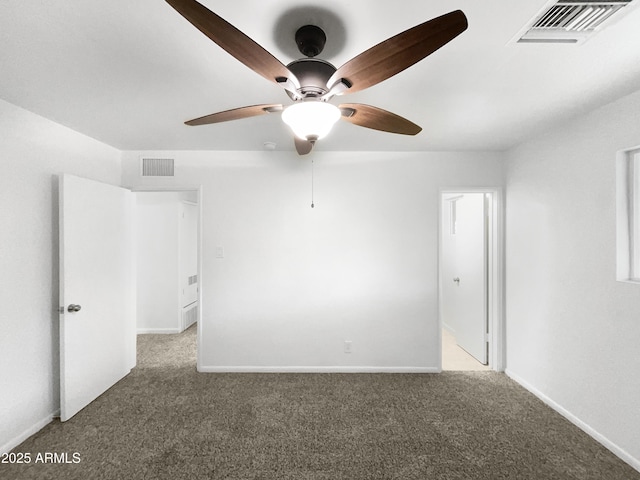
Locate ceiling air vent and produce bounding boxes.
[141,157,175,177]
[518,0,634,44]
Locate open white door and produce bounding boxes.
[441,193,488,364]
[59,174,135,421]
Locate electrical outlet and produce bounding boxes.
[344,340,352,354]
[215,246,224,258]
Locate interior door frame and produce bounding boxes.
[438,187,505,372]
[131,186,204,371]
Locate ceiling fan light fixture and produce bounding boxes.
[167,1,466,154]
[282,100,341,142]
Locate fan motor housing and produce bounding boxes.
[286,58,336,99]
[295,25,327,57]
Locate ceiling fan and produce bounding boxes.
[165,0,468,155]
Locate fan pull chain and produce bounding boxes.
[311,158,315,208]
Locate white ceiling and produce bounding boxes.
[1,0,640,153]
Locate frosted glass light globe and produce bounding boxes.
[282,101,341,142]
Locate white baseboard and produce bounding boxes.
[0,413,54,455]
[136,328,180,334]
[198,366,440,373]
[506,369,640,474]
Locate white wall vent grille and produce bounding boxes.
[182,304,198,329]
[518,0,633,43]
[141,158,175,176]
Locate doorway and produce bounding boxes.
[439,189,504,372]
[133,187,203,371]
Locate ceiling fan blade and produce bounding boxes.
[327,10,467,95]
[339,103,422,135]
[185,104,282,126]
[294,137,313,155]
[165,0,299,92]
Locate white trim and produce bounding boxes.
[442,322,456,335]
[438,187,505,372]
[616,146,640,283]
[197,366,440,373]
[196,187,203,372]
[0,413,54,454]
[506,369,640,474]
[136,328,181,334]
[616,149,632,281]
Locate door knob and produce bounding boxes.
[67,304,82,313]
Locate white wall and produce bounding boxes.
[122,150,504,372]
[0,99,121,453]
[136,192,182,333]
[135,191,198,333]
[505,88,640,469]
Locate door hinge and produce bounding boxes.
[58,306,65,314]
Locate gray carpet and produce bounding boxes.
[4,324,639,479]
